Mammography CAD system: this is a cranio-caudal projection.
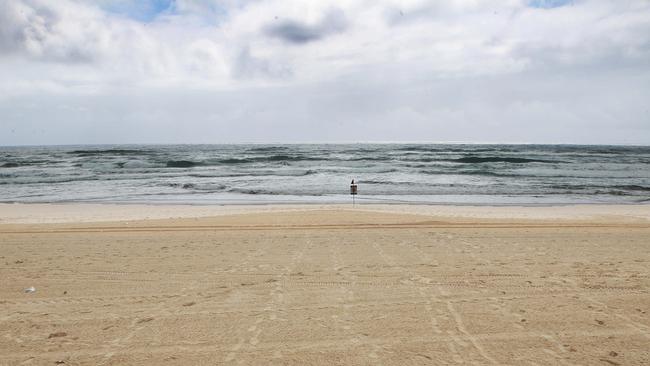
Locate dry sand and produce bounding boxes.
[3,203,650,224]
[1,204,649,365]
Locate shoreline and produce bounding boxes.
[2,202,650,224]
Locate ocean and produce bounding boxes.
[1,144,649,205]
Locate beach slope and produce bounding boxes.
[1,205,649,365]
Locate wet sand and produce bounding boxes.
[1,205,649,365]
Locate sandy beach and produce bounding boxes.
[1,204,649,365]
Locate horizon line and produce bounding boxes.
[1,141,649,148]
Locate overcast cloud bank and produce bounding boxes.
[0,0,649,145]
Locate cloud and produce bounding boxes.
[231,46,291,79]
[263,8,347,44]
[0,0,106,62]
[0,0,649,145]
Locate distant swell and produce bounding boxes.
[228,188,278,195]
[168,183,197,189]
[217,158,252,164]
[216,155,321,164]
[168,183,228,191]
[349,156,391,161]
[246,146,290,153]
[612,185,650,192]
[258,154,321,162]
[450,156,558,164]
[1,161,47,167]
[166,160,201,168]
[187,170,317,178]
[362,180,420,186]
[228,188,323,196]
[69,149,151,156]
[419,170,523,178]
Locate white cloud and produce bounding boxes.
[0,0,109,62]
[0,0,649,144]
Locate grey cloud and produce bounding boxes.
[3,64,649,145]
[383,5,439,26]
[383,3,521,26]
[264,9,347,44]
[0,0,99,63]
[510,15,650,70]
[231,46,291,79]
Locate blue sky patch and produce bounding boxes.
[528,0,573,9]
[101,0,174,22]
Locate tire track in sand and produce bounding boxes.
[224,231,313,363]
[331,239,384,364]
[403,230,498,364]
[372,237,464,364]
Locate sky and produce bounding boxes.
[0,0,649,146]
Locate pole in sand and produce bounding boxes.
[350,179,358,206]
